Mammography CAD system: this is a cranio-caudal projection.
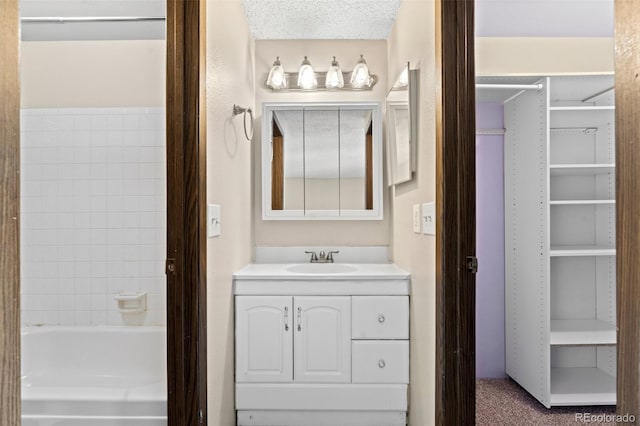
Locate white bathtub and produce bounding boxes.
[21,326,167,426]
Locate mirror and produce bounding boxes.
[262,102,382,220]
[386,63,418,185]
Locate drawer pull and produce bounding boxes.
[378,314,386,323]
[378,359,386,368]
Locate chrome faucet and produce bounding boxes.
[305,250,318,263]
[305,250,340,263]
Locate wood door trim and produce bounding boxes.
[166,0,208,424]
[615,1,640,422]
[435,0,476,424]
[0,0,21,423]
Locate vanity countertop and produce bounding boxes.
[233,263,410,295]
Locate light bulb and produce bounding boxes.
[350,54,372,88]
[266,57,287,90]
[325,56,344,89]
[297,56,317,90]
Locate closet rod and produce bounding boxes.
[21,16,166,23]
[476,83,543,90]
[582,86,614,103]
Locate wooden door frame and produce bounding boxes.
[435,0,477,424]
[614,1,640,423]
[0,0,21,424]
[436,0,640,424]
[0,0,208,424]
[166,0,208,425]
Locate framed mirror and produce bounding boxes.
[386,63,418,185]
[262,102,383,220]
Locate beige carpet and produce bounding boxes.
[476,379,617,425]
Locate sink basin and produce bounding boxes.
[286,263,358,274]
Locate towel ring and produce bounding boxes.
[233,104,254,141]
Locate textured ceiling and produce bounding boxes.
[241,0,402,40]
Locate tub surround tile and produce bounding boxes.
[20,107,166,327]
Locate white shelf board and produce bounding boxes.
[549,106,615,111]
[550,200,615,205]
[550,245,616,257]
[550,367,616,406]
[550,319,616,345]
[549,164,615,176]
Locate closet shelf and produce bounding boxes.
[549,164,615,176]
[550,200,615,205]
[550,367,616,406]
[549,106,615,111]
[550,319,616,345]
[549,245,616,257]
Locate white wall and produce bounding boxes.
[476,37,614,76]
[254,39,390,247]
[21,41,165,108]
[206,1,255,424]
[387,1,437,425]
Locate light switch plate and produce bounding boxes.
[413,204,421,233]
[422,202,435,235]
[207,204,221,237]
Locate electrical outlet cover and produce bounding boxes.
[413,204,421,233]
[422,202,435,235]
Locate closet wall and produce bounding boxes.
[476,102,505,378]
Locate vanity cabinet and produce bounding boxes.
[234,263,410,426]
[236,296,351,384]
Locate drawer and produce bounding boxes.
[352,296,409,339]
[352,341,409,384]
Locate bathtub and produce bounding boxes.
[21,326,167,426]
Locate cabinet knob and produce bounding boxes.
[378,314,386,323]
[378,359,386,368]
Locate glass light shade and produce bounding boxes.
[325,56,344,89]
[297,56,317,90]
[350,54,373,88]
[267,57,287,90]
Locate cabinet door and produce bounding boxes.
[236,296,293,383]
[294,296,351,383]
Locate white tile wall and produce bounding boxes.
[20,108,166,326]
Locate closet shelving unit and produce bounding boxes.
[496,74,616,408]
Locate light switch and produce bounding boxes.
[422,202,435,235]
[413,204,421,233]
[207,204,221,237]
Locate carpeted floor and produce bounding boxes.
[476,379,617,425]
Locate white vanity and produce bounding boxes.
[233,262,410,426]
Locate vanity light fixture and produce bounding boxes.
[265,55,377,91]
[266,56,287,90]
[297,56,317,90]
[325,56,344,89]
[350,54,373,88]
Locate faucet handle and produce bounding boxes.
[305,251,318,262]
[327,250,340,262]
